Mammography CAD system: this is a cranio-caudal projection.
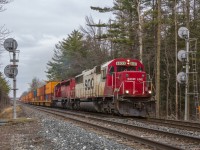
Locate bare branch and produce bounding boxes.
[0,0,12,12]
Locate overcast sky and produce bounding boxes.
[0,0,113,97]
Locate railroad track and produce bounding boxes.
[60,107,200,133]
[146,118,200,132]
[80,110,200,133]
[24,105,200,150]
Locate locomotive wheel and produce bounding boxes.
[61,100,67,108]
[72,101,80,110]
[52,101,58,108]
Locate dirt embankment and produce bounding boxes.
[0,105,48,150]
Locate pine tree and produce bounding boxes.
[46,30,88,80]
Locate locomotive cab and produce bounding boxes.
[105,59,151,97]
[103,58,154,117]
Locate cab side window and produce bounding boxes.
[109,66,114,75]
[96,66,101,74]
[138,66,143,71]
[75,75,83,84]
[101,67,107,79]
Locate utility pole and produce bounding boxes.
[13,51,17,119]
[185,33,190,121]
[3,38,19,119]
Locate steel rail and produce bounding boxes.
[27,105,183,150]
[146,118,200,132]
[41,107,200,143]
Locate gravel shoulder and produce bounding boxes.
[0,105,134,150]
[0,105,54,150]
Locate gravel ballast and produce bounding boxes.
[23,106,134,150]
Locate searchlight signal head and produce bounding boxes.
[177,72,186,84]
[178,50,187,62]
[178,27,189,39]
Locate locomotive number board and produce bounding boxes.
[116,61,137,66]
[116,61,126,65]
[130,62,137,66]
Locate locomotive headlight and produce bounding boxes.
[142,74,145,78]
[148,90,152,94]
[125,90,129,94]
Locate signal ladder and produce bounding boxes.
[189,39,199,120]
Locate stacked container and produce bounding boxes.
[37,85,45,101]
[45,81,59,101]
[28,91,34,102]
[33,90,37,101]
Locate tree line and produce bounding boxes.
[0,73,10,112]
[46,0,200,120]
[0,0,11,112]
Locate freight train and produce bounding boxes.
[20,58,155,117]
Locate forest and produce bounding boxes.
[0,0,11,112]
[46,0,200,120]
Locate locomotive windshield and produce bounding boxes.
[117,66,137,72]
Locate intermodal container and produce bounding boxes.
[45,93,53,101]
[28,91,34,101]
[33,90,37,99]
[45,81,59,95]
[37,85,45,97]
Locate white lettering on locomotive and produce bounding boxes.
[85,78,94,90]
[127,78,136,81]
[137,78,143,81]
[130,62,137,66]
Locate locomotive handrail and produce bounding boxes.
[143,81,145,94]
[143,81,152,94]
[115,82,123,99]
[112,73,114,88]
[117,81,136,96]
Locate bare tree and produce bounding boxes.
[0,0,11,53]
[136,0,143,63]
[28,77,45,91]
[0,0,12,112]
[156,0,161,118]
[0,25,9,50]
[0,0,10,12]
[174,0,178,120]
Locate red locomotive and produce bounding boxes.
[53,58,155,117]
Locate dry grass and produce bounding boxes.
[0,105,35,124]
[7,117,35,125]
[0,105,23,119]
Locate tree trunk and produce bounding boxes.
[174,0,178,120]
[186,0,190,29]
[136,0,143,63]
[156,0,161,118]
